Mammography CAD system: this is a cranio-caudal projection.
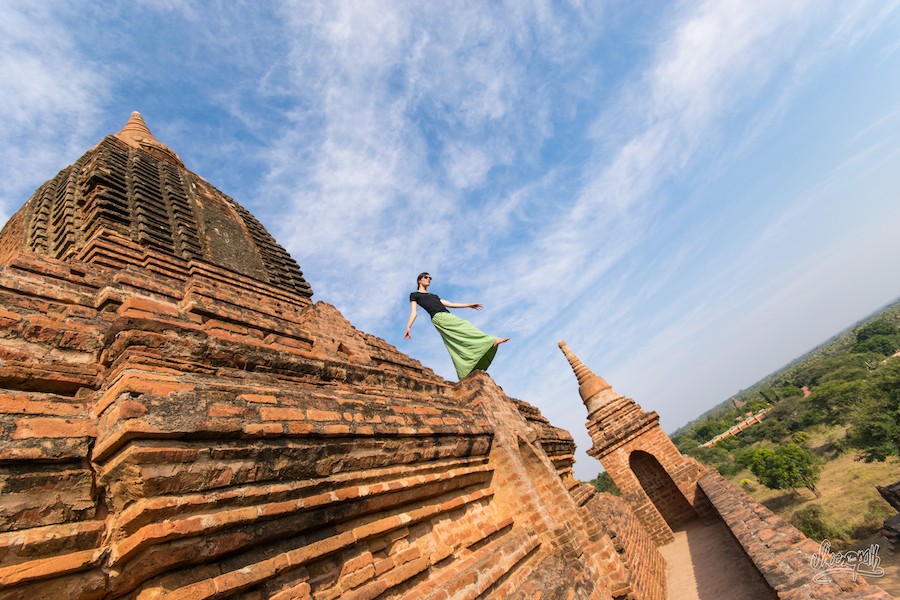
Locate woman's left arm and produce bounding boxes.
[441,300,483,310]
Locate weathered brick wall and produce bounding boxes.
[0,244,639,599]
[512,397,577,482]
[558,343,713,546]
[628,449,697,528]
[699,470,892,599]
[585,489,666,600]
[462,375,628,599]
[593,417,710,545]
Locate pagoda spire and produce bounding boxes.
[113,111,184,166]
[558,341,615,413]
[120,111,153,136]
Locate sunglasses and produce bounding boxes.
[421,275,432,280]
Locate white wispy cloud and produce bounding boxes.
[488,1,900,475]
[468,1,819,341]
[0,3,107,222]
[1,0,898,482]
[262,1,608,326]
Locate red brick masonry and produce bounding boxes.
[698,470,891,599]
[0,115,643,599]
[1,113,889,599]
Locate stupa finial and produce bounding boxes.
[558,341,613,409]
[120,111,153,136]
[113,111,184,167]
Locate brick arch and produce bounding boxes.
[628,450,697,529]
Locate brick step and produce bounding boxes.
[91,386,492,463]
[0,547,102,593]
[0,363,100,396]
[106,464,493,572]
[569,482,597,507]
[122,486,496,599]
[109,454,492,537]
[490,544,605,600]
[392,525,540,600]
[0,387,97,461]
[0,521,105,570]
[1,254,103,291]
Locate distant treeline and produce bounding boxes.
[671,298,900,474]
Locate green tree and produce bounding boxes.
[855,335,900,356]
[769,382,803,400]
[694,419,731,442]
[589,471,621,496]
[688,445,742,475]
[817,358,876,385]
[716,435,740,452]
[734,447,761,471]
[790,505,844,540]
[871,359,900,397]
[846,361,900,462]
[855,319,897,342]
[744,397,771,413]
[673,435,700,454]
[846,404,896,461]
[806,379,870,425]
[791,354,879,387]
[750,443,823,497]
[791,431,811,445]
[853,318,900,356]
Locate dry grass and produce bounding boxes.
[729,445,896,545]
[727,430,899,595]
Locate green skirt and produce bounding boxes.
[431,312,498,380]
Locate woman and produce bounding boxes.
[404,272,509,380]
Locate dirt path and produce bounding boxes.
[659,520,774,599]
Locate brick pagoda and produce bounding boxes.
[0,114,660,599]
[1,113,889,600]
[559,341,714,544]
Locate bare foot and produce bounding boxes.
[493,337,510,348]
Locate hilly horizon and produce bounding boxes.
[674,295,900,439]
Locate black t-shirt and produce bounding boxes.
[410,292,449,318]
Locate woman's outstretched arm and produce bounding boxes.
[440,300,483,310]
[404,301,418,339]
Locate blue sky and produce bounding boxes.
[2,1,899,480]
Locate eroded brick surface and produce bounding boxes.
[5,113,883,600]
[0,115,643,599]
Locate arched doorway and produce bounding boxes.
[629,450,697,529]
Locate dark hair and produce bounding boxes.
[417,272,430,284]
